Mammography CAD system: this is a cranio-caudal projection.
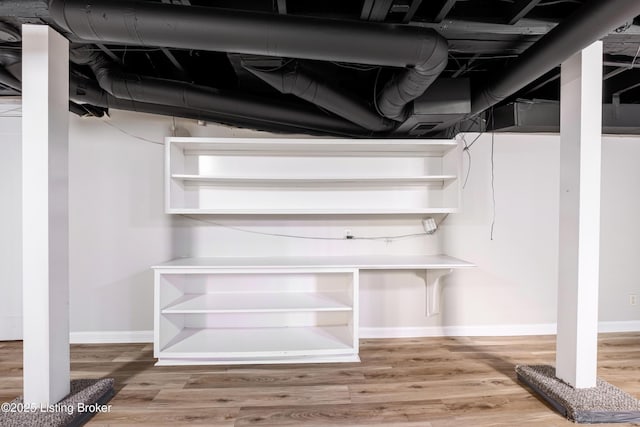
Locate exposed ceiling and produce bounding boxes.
[1,0,640,137]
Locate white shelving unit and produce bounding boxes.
[165,138,462,214]
[154,265,359,365]
[152,255,474,366]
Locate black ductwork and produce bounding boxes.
[48,0,448,122]
[377,34,448,121]
[69,74,361,136]
[244,63,395,132]
[0,66,20,91]
[471,0,640,116]
[0,47,21,91]
[70,51,368,137]
[0,48,99,115]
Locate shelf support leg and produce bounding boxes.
[22,24,70,405]
[425,268,452,316]
[556,40,603,389]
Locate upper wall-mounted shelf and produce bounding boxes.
[169,138,459,157]
[165,138,462,215]
[171,174,458,185]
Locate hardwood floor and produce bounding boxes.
[1,333,640,426]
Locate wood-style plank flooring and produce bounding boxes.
[1,333,640,426]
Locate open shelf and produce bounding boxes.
[165,137,462,215]
[162,292,353,314]
[171,138,459,157]
[154,266,358,365]
[168,207,459,215]
[172,174,457,185]
[160,326,355,358]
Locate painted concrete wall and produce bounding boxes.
[3,107,638,339]
[0,111,22,340]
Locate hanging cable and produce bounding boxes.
[181,215,431,242]
[490,108,496,241]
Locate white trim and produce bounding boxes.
[598,321,640,333]
[65,321,640,344]
[69,330,153,344]
[360,321,640,339]
[360,324,557,338]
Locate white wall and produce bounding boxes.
[0,106,22,340]
[443,132,640,330]
[5,108,638,340]
[68,112,174,334]
[67,110,440,338]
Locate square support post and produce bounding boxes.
[556,40,603,389]
[22,24,70,405]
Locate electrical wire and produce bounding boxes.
[372,68,384,116]
[630,44,640,69]
[459,115,484,189]
[490,108,496,241]
[181,215,432,242]
[0,106,22,117]
[331,62,380,72]
[76,102,164,145]
[242,58,295,72]
[537,0,580,5]
[99,119,164,145]
[463,147,472,189]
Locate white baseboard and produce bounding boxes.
[360,320,640,339]
[598,320,640,333]
[64,321,640,344]
[69,330,153,344]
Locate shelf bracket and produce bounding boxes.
[425,268,452,316]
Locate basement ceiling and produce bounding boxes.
[0,0,640,137]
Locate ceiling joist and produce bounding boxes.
[434,0,457,23]
[506,0,542,25]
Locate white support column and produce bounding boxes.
[556,40,603,389]
[22,25,70,405]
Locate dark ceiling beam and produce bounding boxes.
[160,47,187,78]
[451,53,479,78]
[604,61,640,69]
[94,44,119,63]
[612,81,640,103]
[0,0,50,17]
[525,64,631,94]
[526,70,560,93]
[434,0,457,23]
[360,0,374,20]
[402,0,422,23]
[361,0,393,22]
[277,0,287,14]
[605,69,640,102]
[415,18,554,36]
[505,0,542,25]
[603,67,628,80]
[470,0,640,116]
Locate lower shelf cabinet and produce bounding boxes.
[153,267,359,365]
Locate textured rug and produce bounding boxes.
[516,365,640,423]
[0,378,114,427]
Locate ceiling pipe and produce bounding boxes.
[69,74,365,137]
[0,66,20,91]
[471,0,640,116]
[0,49,96,116]
[244,63,396,132]
[48,0,448,122]
[68,52,369,138]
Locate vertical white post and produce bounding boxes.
[556,41,603,389]
[22,25,70,405]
